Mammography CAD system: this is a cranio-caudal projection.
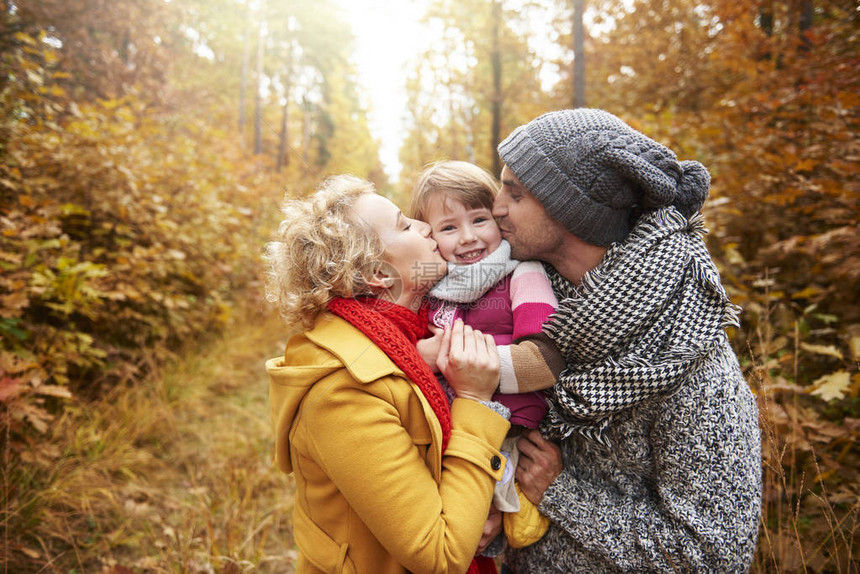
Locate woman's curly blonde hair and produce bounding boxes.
[265,175,384,329]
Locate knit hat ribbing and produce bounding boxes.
[498,109,710,246]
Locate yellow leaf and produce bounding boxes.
[791,286,822,299]
[800,342,843,360]
[809,371,851,402]
[43,49,59,65]
[18,546,41,559]
[13,32,37,46]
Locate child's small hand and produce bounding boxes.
[417,326,444,373]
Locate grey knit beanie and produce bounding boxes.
[498,108,710,246]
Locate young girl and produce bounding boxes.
[411,160,564,549]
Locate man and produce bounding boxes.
[492,109,762,572]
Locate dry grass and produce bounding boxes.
[745,308,860,574]
[2,304,297,573]
[751,380,860,573]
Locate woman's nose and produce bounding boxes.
[417,219,432,237]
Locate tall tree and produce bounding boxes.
[254,4,265,155]
[239,7,251,133]
[490,0,503,175]
[400,0,548,181]
[572,0,586,107]
[169,0,381,180]
[276,40,293,172]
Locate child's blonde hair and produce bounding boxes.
[409,160,499,222]
[265,175,384,329]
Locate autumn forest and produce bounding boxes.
[1,0,858,572]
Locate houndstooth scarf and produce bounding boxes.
[541,207,740,445]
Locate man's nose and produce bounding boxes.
[492,201,507,218]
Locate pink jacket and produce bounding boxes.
[430,261,558,427]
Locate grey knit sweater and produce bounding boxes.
[504,332,762,573]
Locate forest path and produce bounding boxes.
[91,306,298,573]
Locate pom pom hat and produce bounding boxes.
[498,108,711,246]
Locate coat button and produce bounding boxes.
[491,455,502,471]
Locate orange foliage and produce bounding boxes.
[0,28,270,462]
[586,0,858,387]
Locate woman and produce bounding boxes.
[265,175,511,574]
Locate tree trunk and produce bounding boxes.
[798,0,813,51]
[301,97,311,169]
[277,90,289,172]
[277,42,293,173]
[448,54,459,159]
[254,8,265,155]
[239,8,250,135]
[572,0,585,108]
[758,1,774,37]
[490,0,502,177]
[757,1,775,64]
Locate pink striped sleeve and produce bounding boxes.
[510,261,558,341]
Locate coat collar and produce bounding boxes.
[305,313,405,384]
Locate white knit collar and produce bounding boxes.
[428,240,519,303]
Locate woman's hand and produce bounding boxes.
[437,320,499,402]
[416,326,443,373]
[515,429,562,505]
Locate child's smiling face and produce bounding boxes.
[425,194,502,265]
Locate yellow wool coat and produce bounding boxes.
[267,313,510,574]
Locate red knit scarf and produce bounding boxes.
[327,297,497,574]
[327,297,452,450]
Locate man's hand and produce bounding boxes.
[477,504,502,554]
[515,429,562,505]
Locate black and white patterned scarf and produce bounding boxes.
[541,207,740,445]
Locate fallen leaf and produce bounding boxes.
[16,545,41,559]
[809,371,851,402]
[35,384,72,398]
[800,342,843,360]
